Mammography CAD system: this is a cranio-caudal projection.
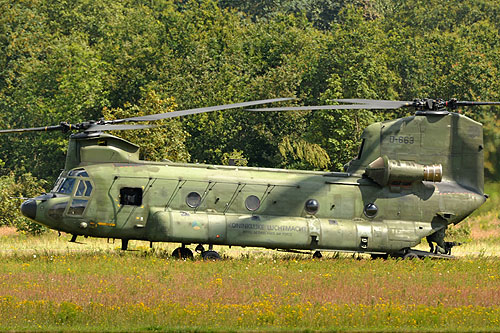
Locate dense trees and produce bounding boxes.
[0,0,499,219]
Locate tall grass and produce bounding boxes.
[1,182,499,331]
[1,250,500,331]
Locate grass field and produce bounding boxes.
[1,229,500,332]
[1,183,499,331]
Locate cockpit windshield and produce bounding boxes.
[57,178,76,194]
[52,169,93,196]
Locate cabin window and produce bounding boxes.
[120,187,143,206]
[364,203,378,218]
[186,192,202,208]
[245,195,261,211]
[305,199,319,215]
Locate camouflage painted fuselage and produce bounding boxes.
[24,112,487,254]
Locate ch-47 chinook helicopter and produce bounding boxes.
[2,97,499,260]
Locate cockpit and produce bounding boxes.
[49,168,94,217]
[20,167,95,229]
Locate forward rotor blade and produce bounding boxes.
[84,124,156,132]
[118,97,295,122]
[0,125,65,133]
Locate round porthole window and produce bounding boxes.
[364,203,378,218]
[305,199,319,215]
[186,192,202,208]
[245,195,261,211]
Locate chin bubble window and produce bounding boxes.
[68,199,89,216]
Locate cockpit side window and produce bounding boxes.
[74,180,93,197]
[67,180,93,216]
[84,181,93,196]
[75,180,86,196]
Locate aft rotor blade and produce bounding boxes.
[334,99,414,108]
[0,125,65,133]
[84,124,156,132]
[455,101,500,107]
[118,97,295,122]
[247,99,414,111]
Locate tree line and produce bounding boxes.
[1,0,499,232]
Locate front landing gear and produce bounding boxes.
[312,251,323,259]
[172,245,194,260]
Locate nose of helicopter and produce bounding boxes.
[20,199,37,219]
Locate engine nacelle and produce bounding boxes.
[365,155,442,186]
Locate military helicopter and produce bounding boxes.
[2,97,499,260]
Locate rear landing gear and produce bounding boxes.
[402,252,420,260]
[201,250,221,260]
[200,244,221,260]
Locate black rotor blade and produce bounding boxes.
[455,101,500,107]
[0,125,65,133]
[117,97,295,122]
[84,124,156,132]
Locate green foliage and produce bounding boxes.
[102,89,190,162]
[0,0,499,180]
[477,182,500,216]
[0,173,48,234]
[278,136,330,169]
[446,223,471,243]
[221,149,248,166]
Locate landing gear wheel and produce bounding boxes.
[312,251,322,259]
[201,250,221,261]
[172,247,194,260]
[403,252,419,260]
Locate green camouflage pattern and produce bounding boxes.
[24,112,487,256]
